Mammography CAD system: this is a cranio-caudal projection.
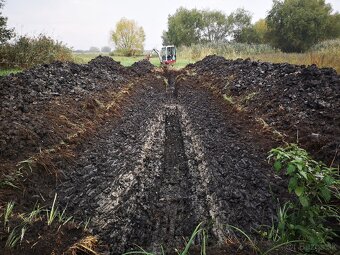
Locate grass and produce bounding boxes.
[1,193,78,250]
[178,39,340,73]
[123,222,207,255]
[250,52,340,73]
[0,68,21,76]
[72,52,193,69]
[68,235,99,255]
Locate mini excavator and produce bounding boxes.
[152,45,176,66]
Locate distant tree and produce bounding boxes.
[266,0,340,52]
[235,19,269,44]
[253,19,269,44]
[200,10,231,43]
[111,18,145,56]
[161,30,171,45]
[101,46,111,53]
[0,0,14,44]
[163,8,235,46]
[89,46,100,52]
[164,8,203,47]
[229,8,253,42]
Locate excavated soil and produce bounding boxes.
[0,55,339,254]
[187,56,340,166]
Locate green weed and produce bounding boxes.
[5,227,21,248]
[3,201,15,231]
[268,144,339,252]
[0,68,21,76]
[46,193,58,225]
[123,222,207,255]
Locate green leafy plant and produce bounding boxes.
[268,144,339,252]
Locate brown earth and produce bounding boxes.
[0,55,338,254]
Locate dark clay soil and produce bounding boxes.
[0,55,339,254]
[187,55,340,166]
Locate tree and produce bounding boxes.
[163,8,234,46]
[101,46,111,53]
[111,18,145,56]
[235,19,269,44]
[89,46,100,52]
[253,19,269,44]
[200,10,231,43]
[229,8,253,42]
[266,0,340,52]
[0,0,14,44]
[161,30,171,45]
[163,8,203,46]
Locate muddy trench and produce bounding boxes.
[56,70,285,254]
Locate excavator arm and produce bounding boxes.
[152,48,162,64]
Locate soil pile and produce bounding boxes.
[130,59,155,75]
[0,56,127,160]
[187,55,340,165]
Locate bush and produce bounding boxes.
[0,34,73,68]
[268,144,339,252]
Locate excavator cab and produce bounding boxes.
[161,45,176,65]
[153,45,176,65]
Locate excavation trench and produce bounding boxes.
[57,73,218,253]
[57,70,279,254]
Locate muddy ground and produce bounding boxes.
[0,55,339,254]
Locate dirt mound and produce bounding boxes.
[0,57,128,161]
[187,55,340,165]
[130,59,155,75]
[88,55,125,73]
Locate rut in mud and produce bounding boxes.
[57,70,285,254]
[1,55,339,254]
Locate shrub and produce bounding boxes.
[0,34,73,68]
[268,144,339,252]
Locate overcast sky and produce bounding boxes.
[3,0,340,51]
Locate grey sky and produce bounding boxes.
[3,0,340,50]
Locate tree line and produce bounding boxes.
[162,0,340,52]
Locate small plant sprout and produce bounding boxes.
[84,217,91,230]
[5,227,21,248]
[4,201,15,231]
[58,206,73,225]
[122,222,207,255]
[46,193,58,226]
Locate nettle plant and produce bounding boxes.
[268,144,339,251]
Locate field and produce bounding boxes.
[2,42,339,78]
[0,54,339,254]
[73,52,193,68]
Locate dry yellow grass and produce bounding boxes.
[250,52,340,73]
[67,235,99,255]
[178,39,340,73]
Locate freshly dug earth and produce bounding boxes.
[0,57,158,254]
[0,55,338,254]
[187,55,340,166]
[57,70,287,254]
[0,56,127,161]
